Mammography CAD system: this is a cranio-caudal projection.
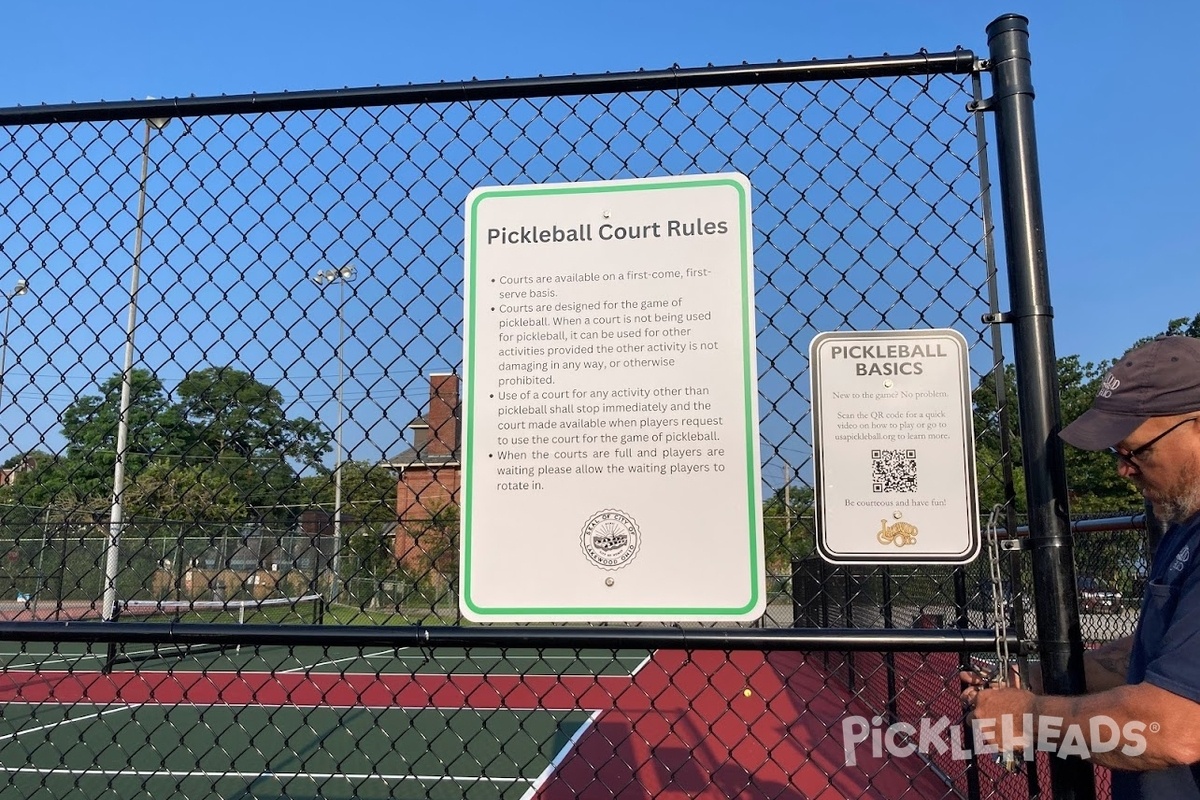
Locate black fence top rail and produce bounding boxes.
[0,49,976,126]
[1000,514,1148,537]
[0,621,1020,653]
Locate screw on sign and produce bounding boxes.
[6,549,18,563]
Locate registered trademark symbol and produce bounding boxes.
[1149,722,1161,733]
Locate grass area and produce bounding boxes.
[323,602,461,626]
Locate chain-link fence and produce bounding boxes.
[0,17,1108,800]
[0,518,332,619]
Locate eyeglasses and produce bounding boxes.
[1107,417,1199,467]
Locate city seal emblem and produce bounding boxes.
[580,509,641,570]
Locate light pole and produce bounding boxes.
[313,264,355,604]
[102,115,170,624]
[0,278,30,411]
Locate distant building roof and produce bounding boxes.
[384,445,460,469]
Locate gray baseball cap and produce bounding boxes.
[1059,335,1200,451]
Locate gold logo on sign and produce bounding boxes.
[878,518,918,547]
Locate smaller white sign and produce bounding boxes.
[810,329,979,564]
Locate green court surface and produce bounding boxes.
[0,702,595,799]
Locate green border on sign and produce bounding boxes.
[461,174,761,618]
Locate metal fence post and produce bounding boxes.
[986,14,1095,799]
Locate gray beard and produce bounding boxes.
[1153,484,1200,527]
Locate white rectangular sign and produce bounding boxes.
[810,329,979,564]
[462,173,763,622]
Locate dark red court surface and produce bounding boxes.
[0,668,626,710]
[532,650,953,799]
[0,601,103,621]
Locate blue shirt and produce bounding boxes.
[1114,511,1200,799]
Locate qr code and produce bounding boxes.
[872,449,917,493]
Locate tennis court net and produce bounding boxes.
[117,593,325,625]
[104,594,326,670]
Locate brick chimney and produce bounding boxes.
[423,373,460,457]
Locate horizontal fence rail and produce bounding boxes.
[0,621,1021,651]
[1000,514,1148,535]
[0,51,977,126]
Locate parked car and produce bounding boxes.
[973,578,1016,610]
[1077,576,1122,614]
[971,578,1023,628]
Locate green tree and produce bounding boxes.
[970,311,1200,515]
[176,367,327,464]
[969,320,1200,592]
[972,356,1141,514]
[5,366,330,522]
[0,373,172,515]
[174,367,330,519]
[55,369,174,500]
[1142,313,1200,344]
[0,456,109,519]
[299,459,401,599]
[319,460,402,526]
[0,450,53,471]
[122,460,244,522]
[397,502,459,597]
[762,482,815,572]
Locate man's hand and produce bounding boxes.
[960,669,1036,752]
[959,664,1023,693]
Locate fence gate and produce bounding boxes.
[0,14,1094,800]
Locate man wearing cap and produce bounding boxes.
[962,335,1200,796]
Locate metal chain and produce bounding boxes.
[985,502,1022,772]
[986,503,1011,676]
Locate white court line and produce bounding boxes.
[1,644,188,671]
[0,704,140,742]
[1,653,98,670]
[4,649,648,680]
[0,767,532,785]
[276,649,646,678]
[515,653,650,797]
[629,652,654,677]
[278,648,406,674]
[518,708,604,800]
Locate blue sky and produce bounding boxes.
[5,1,1194,371]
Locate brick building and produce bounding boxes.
[382,373,460,572]
[0,455,35,486]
